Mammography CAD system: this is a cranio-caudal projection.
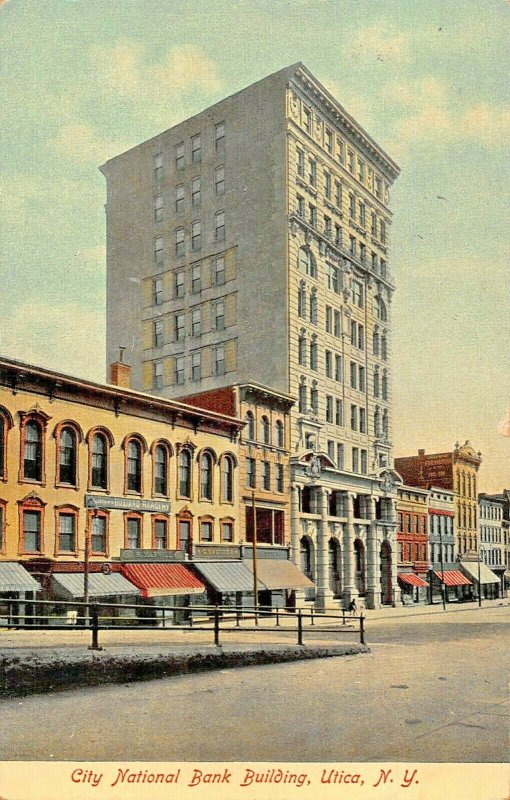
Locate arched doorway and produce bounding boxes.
[328,538,342,596]
[300,536,315,601]
[354,539,366,596]
[380,540,392,605]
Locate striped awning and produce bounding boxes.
[398,573,428,588]
[52,572,140,599]
[460,561,500,586]
[0,562,41,593]
[434,570,472,587]
[121,563,205,598]
[192,561,264,593]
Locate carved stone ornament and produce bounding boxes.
[380,470,396,494]
[290,93,300,118]
[314,115,322,139]
[305,230,313,245]
[290,219,299,237]
[343,287,351,303]
[319,240,327,256]
[306,453,322,480]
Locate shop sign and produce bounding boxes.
[85,495,170,514]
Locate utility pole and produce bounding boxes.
[251,490,258,625]
[439,517,446,611]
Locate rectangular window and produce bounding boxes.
[359,366,366,392]
[334,310,341,338]
[175,184,184,214]
[372,251,378,270]
[359,202,366,228]
[309,158,316,186]
[191,306,201,337]
[352,447,359,473]
[337,138,345,164]
[91,515,106,553]
[191,176,201,208]
[375,175,382,199]
[175,356,184,385]
[191,263,201,293]
[358,325,365,350]
[215,165,225,196]
[326,395,334,423]
[153,277,163,306]
[361,450,368,475]
[327,440,335,462]
[309,203,317,227]
[246,457,256,488]
[214,256,225,285]
[335,354,342,382]
[175,312,185,341]
[191,134,201,164]
[325,350,332,378]
[351,405,358,431]
[215,210,225,241]
[357,159,365,183]
[325,306,332,333]
[337,443,344,469]
[380,220,386,244]
[352,280,364,308]
[347,150,355,173]
[154,519,167,549]
[191,351,201,381]
[153,319,163,348]
[221,521,233,542]
[350,320,357,347]
[154,152,163,182]
[324,216,332,238]
[303,106,312,133]
[154,236,163,265]
[335,180,342,208]
[349,193,356,219]
[215,122,225,152]
[175,142,185,171]
[200,520,213,541]
[215,344,225,375]
[296,194,304,217]
[350,361,357,389]
[380,259,387,278]
[261,461,270,491]
[154,194,163,223]
[325,128,333,154]
[371,212,377,236]
[175,228,185,256]
[58,513,75,552]
[335,398,343,426]
[153,360,163,389]
[175,270,185,298]
[359,407,366,433]
[324,171,331,199]
[23,510,41,551]
[349,235,356,256]
[127,517,141,549]
[214,299,225,331]
[296,148,305,177]
[335,224,342,247]
[276,464,284,493]
[191,220,202,251]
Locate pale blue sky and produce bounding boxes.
[1,0,509,490]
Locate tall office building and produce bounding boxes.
[101,63,401,608]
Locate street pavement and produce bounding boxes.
[0,604,508,763]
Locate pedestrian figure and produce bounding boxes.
[348,598,357,616]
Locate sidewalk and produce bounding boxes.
[360,596,510,623]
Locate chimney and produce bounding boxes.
[110,347,131,389]
[418,449,425,456]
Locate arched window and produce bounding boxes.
[375,296,387,321]
[309,289,318,324]
[382,409,388,436]
[154,444,169,496]
[179,449,192,498]
[200,452,213,500]
[261,416,270,445]
[381,370,388,401]
[381,332,388,360]
[91,432,108,489]
[298,377,307,414]
[298,247,316,278]
[24,420,43,482]
[275,420,284,448]
[310,336,318,370]
[298,331,306,366]
[127,440,142,493]
[374,406,381,436]
[245,411,255,440]
[58,427,77,486]
[0,407,13,481]
[374,366,380,397]
[222,455,234,502]
[298,281,307,318]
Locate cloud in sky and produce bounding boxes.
[49,122,130,165]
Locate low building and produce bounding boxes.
[0,354,244,612]
[396,485,430,603]
[427,486,472,603]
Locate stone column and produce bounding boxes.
[366,496,380,609]
[342,492,356,609]
[315,486,334,611]
[290,484,300,567]
[389,497,399,607]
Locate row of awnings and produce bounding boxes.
[398,562,501,589]
[0,559,313,599]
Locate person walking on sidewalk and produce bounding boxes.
[348,598,357,617]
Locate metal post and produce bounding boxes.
[297,609,303,646]
[439,518,446,610]
[275,607,280,627]
[477,549,482,608]
[251,490,259,626]
[310,607,315,626]
[88,604,102,651]
[342,609,346,626]
[359,613,365,645]
[214,605,220,647]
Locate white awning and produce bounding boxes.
[459,561,500,586]
[52,572,140,599]
[0,562,40,593]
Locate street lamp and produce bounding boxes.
[477,544,487,608]
[84,498,98,615]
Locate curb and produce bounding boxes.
[0,644,369,699]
